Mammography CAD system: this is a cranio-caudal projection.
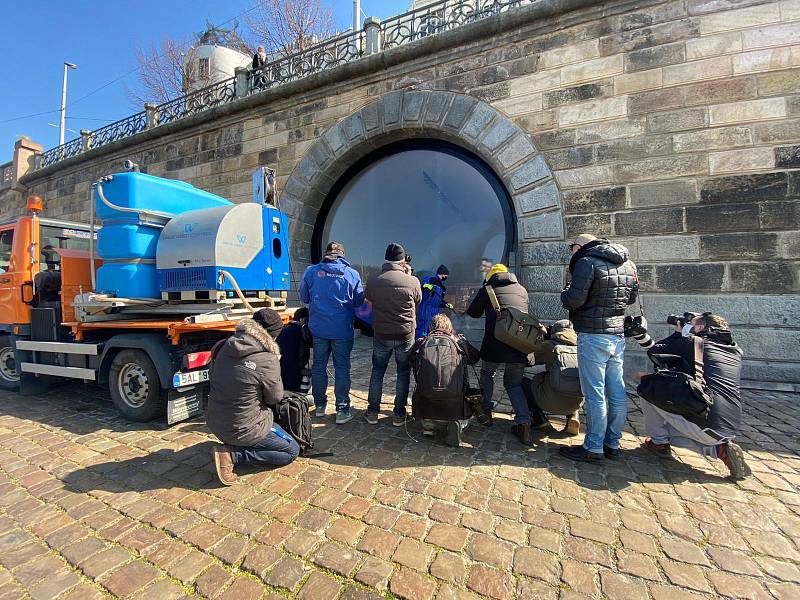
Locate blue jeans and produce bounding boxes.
[480,362,530,425]
[229,424,300,467]
[577,333,627,454]
[367,337,413,416]
[312,337,354,412]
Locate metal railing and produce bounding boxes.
[382,0,525,49]
[35,0,535,171]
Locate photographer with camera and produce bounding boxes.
[638,312,750,480]
[559,234,638,463]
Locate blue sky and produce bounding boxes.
[0,0,410,162]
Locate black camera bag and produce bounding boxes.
[637,336,714,420]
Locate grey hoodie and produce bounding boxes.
[207,318,283,447]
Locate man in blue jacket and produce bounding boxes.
[299,242,365,424]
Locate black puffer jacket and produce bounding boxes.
[647,329,744,437]
[207,319,283,447]
[466,272,530,364]
[560,240,638,334]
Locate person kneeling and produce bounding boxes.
[207,309,299,485]
[524,320,583,436]
[411,314,481,447]
[639,313,750,480]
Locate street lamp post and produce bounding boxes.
[59,62,77,146]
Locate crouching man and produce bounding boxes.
[640,313,750,480]
[524,320,583,435]
[207,308,299,485]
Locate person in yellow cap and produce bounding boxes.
[465,263,534,444]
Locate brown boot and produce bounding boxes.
[514,423,532,445]
[718,442,751,480]
[564,414,580,436]
[213,444,237,486]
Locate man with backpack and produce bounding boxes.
[524,320,582,435]
[299,241,365,424]
[411,313,482,446]
[466,263,533,444]
[365,243,422,426]
[207,309,299,486]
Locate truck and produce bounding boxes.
[0,167,291,424]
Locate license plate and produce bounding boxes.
[172,369,209,388]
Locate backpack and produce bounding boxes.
[273,392,314,455]
[548,345,582,396]
[412,332,470,421]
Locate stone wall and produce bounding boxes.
[14,0,800,386]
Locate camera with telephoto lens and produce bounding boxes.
[624,315,654,348]
[666,312,700,327]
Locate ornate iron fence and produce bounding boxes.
[35,0,534,171]
[382,0,526,49]
[250,30,364,92]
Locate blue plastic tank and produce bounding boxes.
[96,172,231,220]
[96,263,160,299]
[97,220,160,260]
[94,172,232,298]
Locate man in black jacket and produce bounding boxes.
[559,234,638,463]
[466,263,533,444]
[640,313,750,480]
[207,309,299,485]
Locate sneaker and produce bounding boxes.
[603,445,621,460]
[642,437,671,456]
[513,423,532,445]
[422,420,435,436]
[315,406,326,418]
[393,413,408,427]
[718,442,751,480]
[213,444,237,486]
[445,421,461,447]
[559,445,604,463]
[335,410,353,424]
[364,412,378,425]
[563,416,580,436]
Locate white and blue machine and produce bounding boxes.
[93,168,290,301]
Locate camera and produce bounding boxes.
[666,312,700,327]
[624,315,654,348]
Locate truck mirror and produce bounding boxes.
[21,281,34,304]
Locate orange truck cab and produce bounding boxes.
[1,196,288,424]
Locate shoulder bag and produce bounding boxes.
[486,285,547,354]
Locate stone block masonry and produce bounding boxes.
[14,0,800,385]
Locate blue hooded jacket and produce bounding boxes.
[299,256,365,340]
[416,275,447,338]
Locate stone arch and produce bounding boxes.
[280,90,568,311]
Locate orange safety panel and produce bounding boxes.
[56,248,101,324]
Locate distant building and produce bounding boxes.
[184,24,252,94]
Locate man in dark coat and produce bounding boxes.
[640,313,750,480]
[207,309,299,485]
[559,234,638,463]
[466,263,533,444]
[365,243,422,426]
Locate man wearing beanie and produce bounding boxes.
[207,309,299,485]
[365,243,422,426]
[559,233,638,464]
[416,264,453,339]
[299,241,364,424]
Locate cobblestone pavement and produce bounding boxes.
[0,341,799,599]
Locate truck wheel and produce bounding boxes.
[0,336,20,391]
[109,350,166,422]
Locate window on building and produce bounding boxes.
[316,140,515,312]
[198,57,210,79]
